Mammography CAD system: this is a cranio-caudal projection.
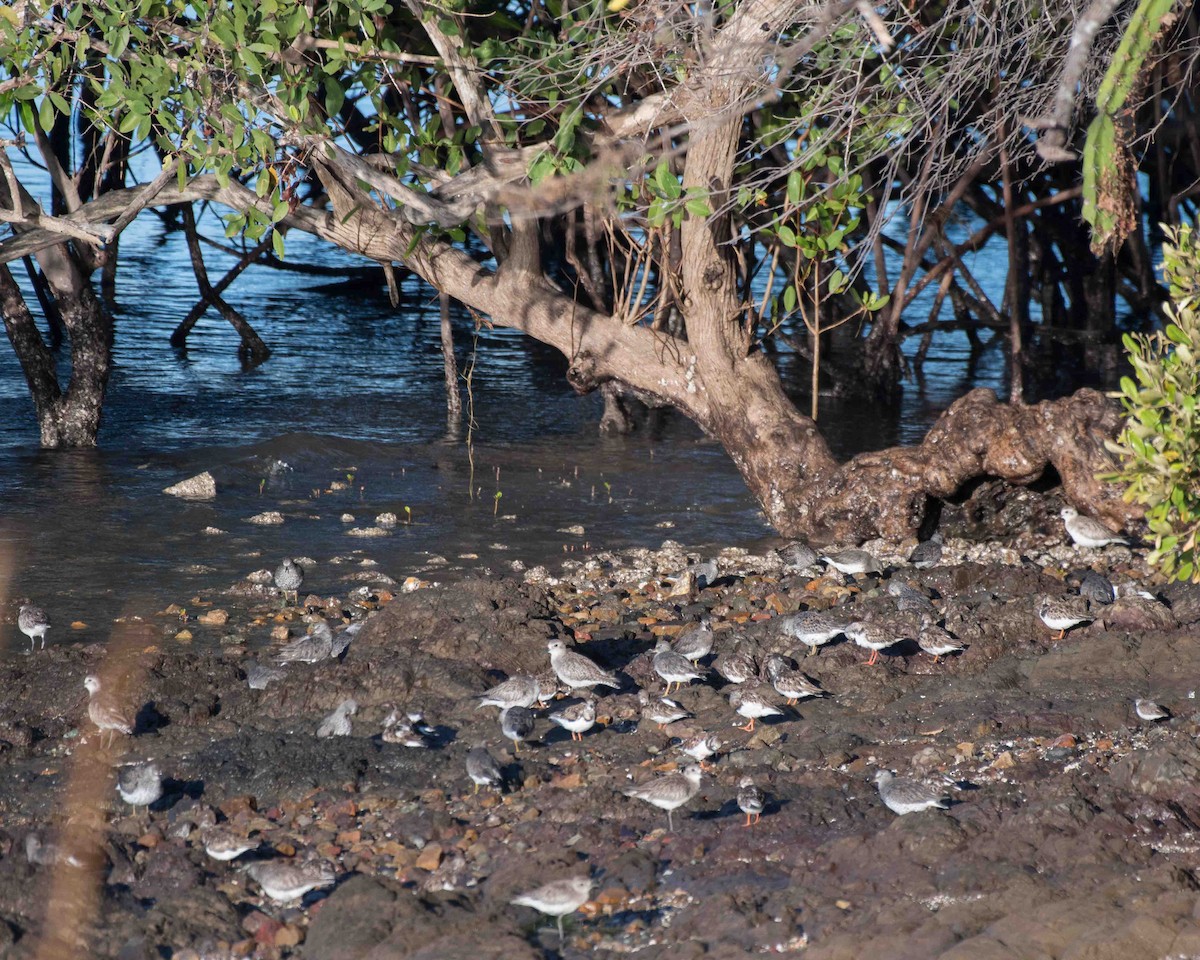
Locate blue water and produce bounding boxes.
[0,169,1034,649]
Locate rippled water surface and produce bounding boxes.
[0,198,1018,648]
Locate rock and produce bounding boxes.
[305,875,537,960]
[1110,742,1200,799]
[163,471,216,500]
[197,609,229,626]
[246,511,285,525]
[347,527,389,537]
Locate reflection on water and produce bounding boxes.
[0,197,1022,648]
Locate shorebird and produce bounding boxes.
[622,763,704,831]
[381,706,431,747]
[907,534,943,569]
[887,580,935,614]
[652,638,705,693]
[639,689,691,729]
[316,698,357,738]
[916,617,966,663]
[274,558,304,607]
[678,732,721,766]
[737,776,765,826]
[275,621,334,664]
[466,742,503,793]
[776,610,851,656]
[244,859,336,902]
[1134,698,1170,723]
[844,621,906,666]
[1060,507,1129,549]
[18,604,50,651]
[762,654,824,705]
[1036,595,1094,640]
[673,616,714,662]
[500,705,535,753]
[203,829,260,862]
[117,761,163,810]
[245,661,287,690]
[777,540,819,572]
[728,684,783,731]
[874,770,949,815]
[477,674,541,711]
[83,675,133,749]
[1078,570,1115,605]
[550,698,597,741]
[547,639,620,693]
[713,645,758,684]
[820,548,883,577]
[510,876,594,943]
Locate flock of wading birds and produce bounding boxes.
[14,506,1166,940]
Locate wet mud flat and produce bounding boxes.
[3,499,1200,959]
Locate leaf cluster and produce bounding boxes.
[1106,223,1200,581]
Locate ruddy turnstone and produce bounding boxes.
[762,654,824,704]
[550,698,597,741]
[510,876,594,942]
[622,762,704,831]
[678,732,721,765]
[844,621,906,666]
[381,706,431,747]
[1035,595,1094,640]
[547,640,620,693]
[639,689,691,728]
[713,645,758,684]
[203,828,259,861]
[728,684,783,731]
[737,776,764,826]
[916,617,965,662]
[874,770,949,814]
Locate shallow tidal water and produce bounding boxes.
[0,200,1018,650]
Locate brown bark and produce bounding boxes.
[802,388,1138,542]
[0,262,110,447]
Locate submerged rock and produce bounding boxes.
[162,471,216,500]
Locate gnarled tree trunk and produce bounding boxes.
[0,259,110,448]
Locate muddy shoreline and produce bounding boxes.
[3,488,1200,959]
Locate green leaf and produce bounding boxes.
[684,198,711,217]
[782,283,797,313]
[654,163,680,200]
[777,224,797,247]
[324,77,345,118]
[37,95,55,132]
[785,170,803,206]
